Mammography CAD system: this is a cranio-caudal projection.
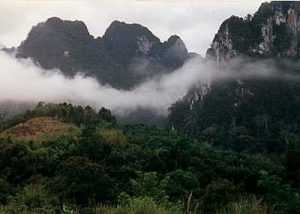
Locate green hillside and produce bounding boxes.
[0,103,298,213]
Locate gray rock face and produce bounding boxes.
[207,1,300,63]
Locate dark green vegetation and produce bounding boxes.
[169,65,300,153]
[0,103,299,213]
[170,0,300,155]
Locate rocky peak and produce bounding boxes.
[102,20,160,65]
[14,18,191,89]
[103,20,159,44]
[43,17,90,33]
[207,1,300,62]
[161,35,189,68]
[166,35,185,46]
[22,17,92,46]
[165,35,188,56]
[16,17,94,74]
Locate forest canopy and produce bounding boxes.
[0,103,298,213]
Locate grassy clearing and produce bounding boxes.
[0,117,76,141]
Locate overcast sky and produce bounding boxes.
[0,0,267,55]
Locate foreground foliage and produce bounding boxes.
[0,103,298,213]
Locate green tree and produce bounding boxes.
[98,107,116,125]
[54,156,114,204]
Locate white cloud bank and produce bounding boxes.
[1,52,299,118]
[0,52,210,115]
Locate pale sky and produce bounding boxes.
[0,0,267,55]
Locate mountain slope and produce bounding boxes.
[169,1,300,152]
[207,1,300,62]
[15,17,190,89]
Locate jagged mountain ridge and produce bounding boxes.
[15,17,191,89]
[169,1,300,152]
[207,1,300,62]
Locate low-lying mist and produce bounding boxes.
[1,51,299,120]
[0,51,208,117]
